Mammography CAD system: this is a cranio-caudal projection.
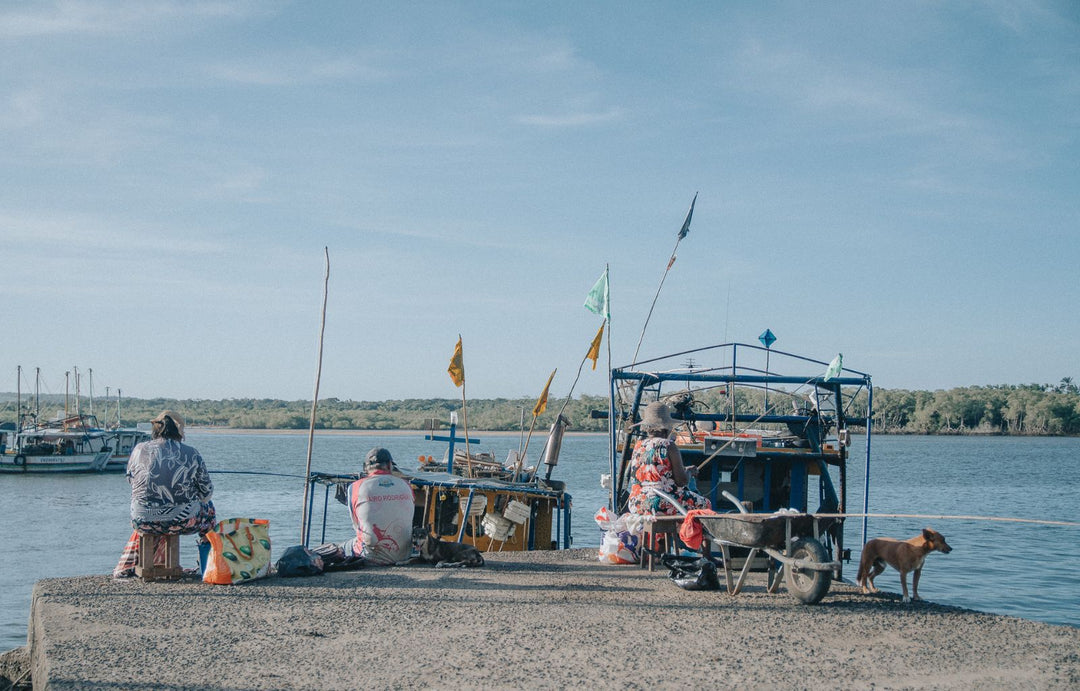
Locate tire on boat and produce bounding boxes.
[785,537,831,604]
[14,454,26,466]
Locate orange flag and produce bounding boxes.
[586,322,604,370]
[447,336,464,387]
[533,369,556,416]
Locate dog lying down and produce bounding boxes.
[412,534,485,568]
[856,527,952,603]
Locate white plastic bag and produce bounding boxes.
[594,507,640,564]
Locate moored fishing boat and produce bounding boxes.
[0,418,150,474]
[303,415,573,552]
[604,342,873,579]
[2,366,150,473]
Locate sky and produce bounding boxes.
[1,1,1078,404]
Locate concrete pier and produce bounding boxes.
[10,549,1080,689]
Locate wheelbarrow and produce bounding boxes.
[651,490,840,604]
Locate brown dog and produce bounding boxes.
[856,527,952,602]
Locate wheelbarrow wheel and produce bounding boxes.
[785,537,831,604]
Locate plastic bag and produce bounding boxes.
[661,554,721,591]
[203,518,272,585]
[276,545,324,577]
[311,542,366,572]
[594,507,640,565]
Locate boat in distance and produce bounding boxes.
[0,414,149,474]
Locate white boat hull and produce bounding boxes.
[0,450,111,473]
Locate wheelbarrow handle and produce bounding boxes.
[722,490,750,514]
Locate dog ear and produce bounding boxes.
[922,527,934,541]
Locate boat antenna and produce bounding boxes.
[300,247,330,544]
[632,192,696,365]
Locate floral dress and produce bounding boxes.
[627,436,712,516]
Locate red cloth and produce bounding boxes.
[679,509,718,551]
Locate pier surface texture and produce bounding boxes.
[19,549,1080,689]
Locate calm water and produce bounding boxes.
[1,433,1077,650]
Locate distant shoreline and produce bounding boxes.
[187,426,604,437]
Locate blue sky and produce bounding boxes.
[2,1,1077,403]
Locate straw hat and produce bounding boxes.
[151,410,185,437]
[638,401,676,432]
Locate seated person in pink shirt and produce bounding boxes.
[342,447,415,565]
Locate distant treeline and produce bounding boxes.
[2,379,1078,436]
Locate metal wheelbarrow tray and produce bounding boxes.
[696,513,817,550]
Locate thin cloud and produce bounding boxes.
[0,212,224,256]
[0,0,265,38]
[517,108,623,128]
[204,52,392,86]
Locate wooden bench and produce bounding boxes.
[135,532,183,582]
[640,516,685,571]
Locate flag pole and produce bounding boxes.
[300,247,330,544]
[460,382,473,475]
[632,193,696,365]
[604,264,615,510]
[518,369,556,480]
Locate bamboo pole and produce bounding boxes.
[300,247,330,543]
[460,382,473,475]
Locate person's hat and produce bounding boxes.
[365,447,394,468]
[151,410,185,437]
[638,401,676,432]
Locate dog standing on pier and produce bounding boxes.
[856,527,953,603]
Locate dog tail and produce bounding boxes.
[855,549,870,583]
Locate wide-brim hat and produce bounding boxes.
[636,401,677,432]
[151,410,185,437]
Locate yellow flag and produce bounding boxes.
[533,369,556,417]
[586,322,605,370]
[447,336,464,387]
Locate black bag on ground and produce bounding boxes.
[311,542,366,572]
[661,553,721,591]
[276,545,324,577]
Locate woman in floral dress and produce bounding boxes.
[627,401,712,516]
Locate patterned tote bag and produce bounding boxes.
[203,518,272,585]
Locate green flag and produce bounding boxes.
[677,192,697,240]
[584,269,610,321]
[824,353,843,381]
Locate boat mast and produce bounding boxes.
[88,368,94,418]
[65,370,70,419]
[16,366,21,431]
[35,368,40,427]
[74,366,82,421]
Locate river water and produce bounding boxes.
[1,432,1077,650]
